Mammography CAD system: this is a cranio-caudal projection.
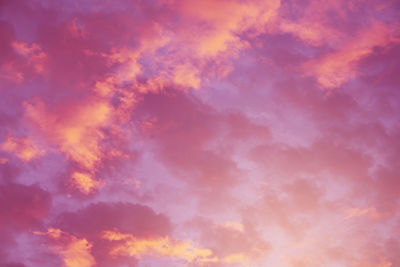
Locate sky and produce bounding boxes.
[0,0,400,266]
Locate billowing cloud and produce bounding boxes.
[0,0,399,266]
[102,229,258,266]
[303,21,399,89]
[35,228,95,267]
[1,135,44,162]
[102,230,214,264]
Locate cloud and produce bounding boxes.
[102,229,256,266]
[0,0,399,266]
[184,216,270,266]
[70,172,100,194]
[102,230,215,264]
[55,202,172,238]
[303,21,399,89]
[50,202,173,266]
[12,41,46,73]
[1,135,44,162]
[24,98,112,170]
[345,206,386,221]
[35,228,95,267]
[0,182,51,229]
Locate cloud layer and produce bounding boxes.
[1,0,400,266]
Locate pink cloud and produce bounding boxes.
[303,21,399,89]
[0,0,399,266]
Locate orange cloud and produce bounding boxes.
[71,172,100,194]
[352,258,393,267]
[221,221,244,232]
[285,255,323,267]
[345,206,383,220]
[176,0,281,57]
[60,101,111,169]
[380,261,393,267]
[304,21,399,89]
[94,0,282,95]
[35,228,95,267]
[1,135,44,162]
[102,230,215,263]
[221,253,250,264]
[279,21,340,46]
[172,63,201,89]
[93,76,116,98]
[105,48,142,84]
[102,229,253,265]
[61,238,95,267]
[24,98,112,171]
[276,0,347,47]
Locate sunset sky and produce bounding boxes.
[1,0,400,266]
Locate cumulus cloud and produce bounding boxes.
[0,0,399,266]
